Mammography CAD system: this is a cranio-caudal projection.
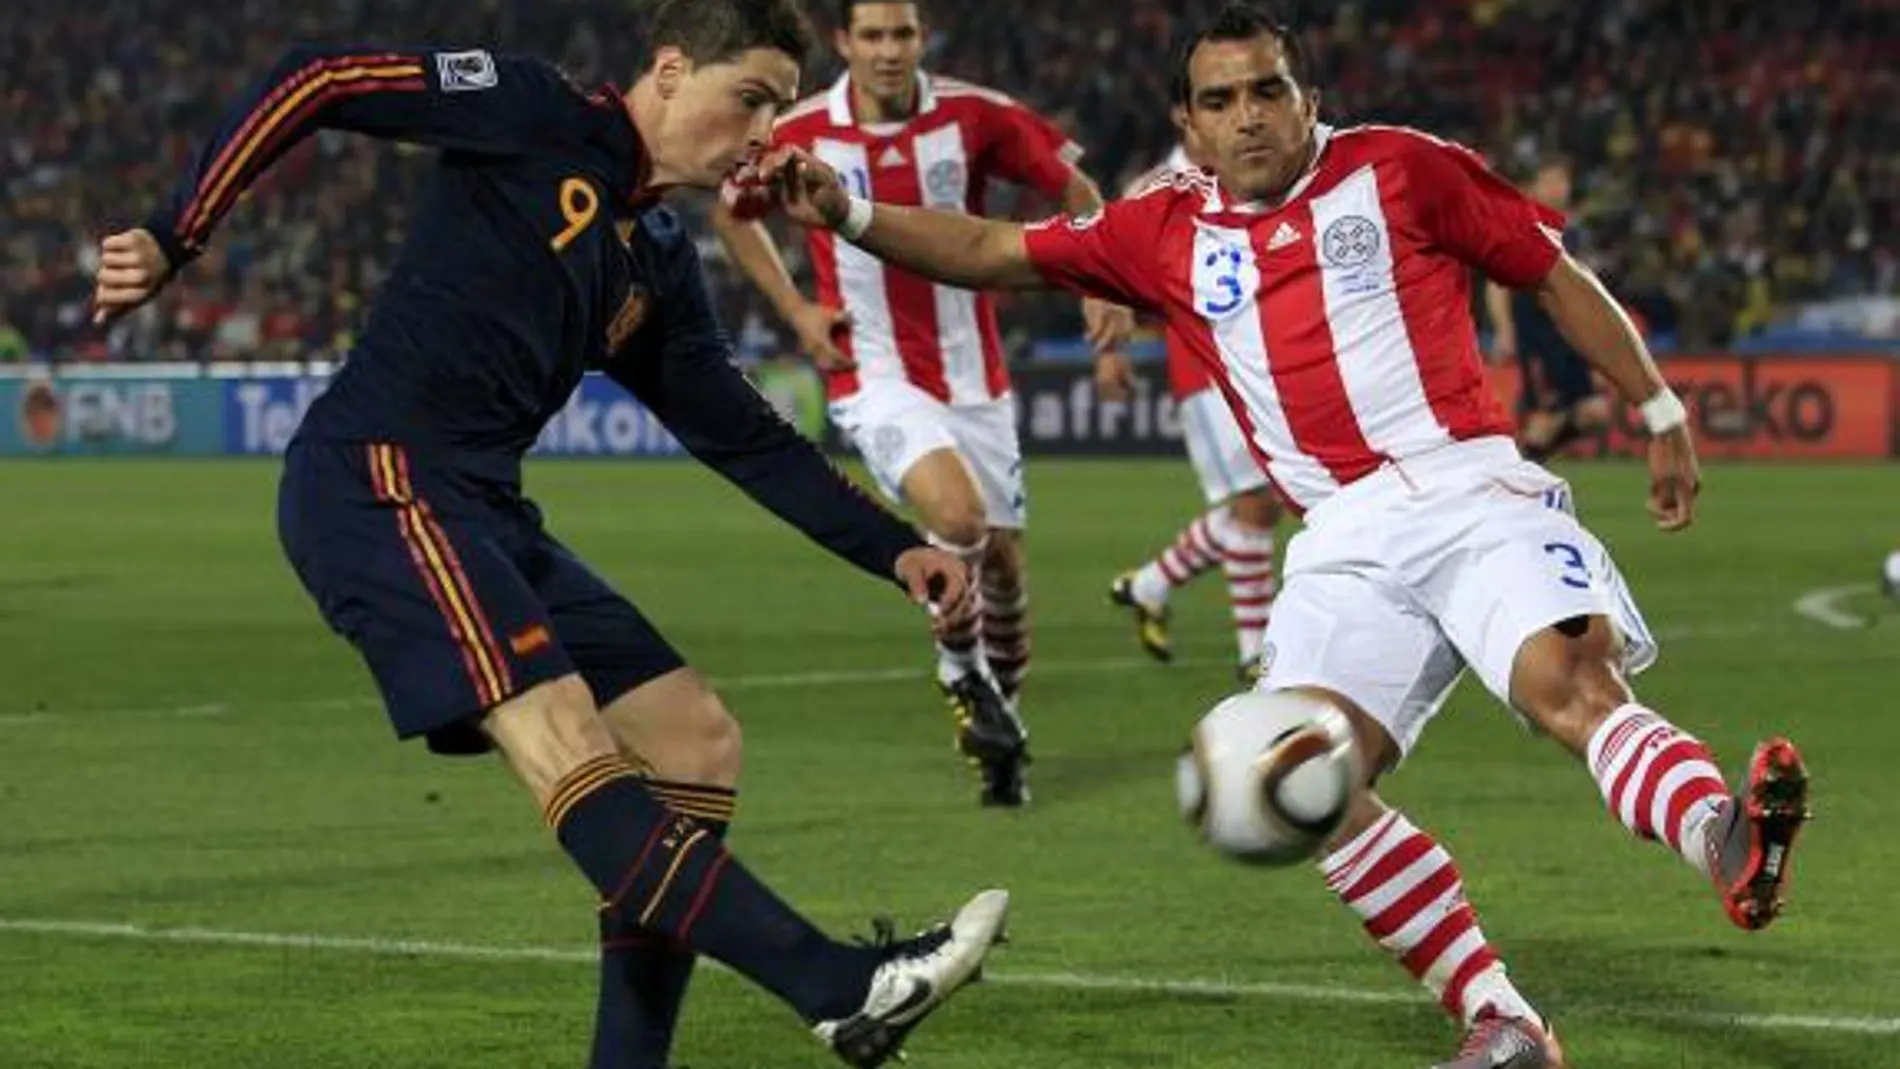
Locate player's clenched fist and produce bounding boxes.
[91,228,172,325]
[893,546,975,637]
[756,147,851,231]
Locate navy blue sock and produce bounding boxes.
[547,759,876,1031]
[591,780,733,1069]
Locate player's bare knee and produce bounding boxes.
[600,670,744,786]
[481,675,617,807]
[685,696,744,784]
[1510,616,1632,755]
[1227,489,1280,532]
[928,507,989,551]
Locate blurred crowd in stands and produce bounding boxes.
[3,0,1894,363]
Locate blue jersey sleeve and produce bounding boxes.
[607,223,925,585]
[143,45,580,269]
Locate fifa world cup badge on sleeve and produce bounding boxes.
[437,50,498,92]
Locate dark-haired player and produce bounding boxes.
[90,2,1005,1065]
[763,5,1810,1065]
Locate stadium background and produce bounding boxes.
[2,0,1896,460]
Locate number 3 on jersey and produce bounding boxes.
[551,177,600,252]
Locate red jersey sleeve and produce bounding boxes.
[1021,193,1169,313]
[1405,137,1566,289]
[975,92,1083,202]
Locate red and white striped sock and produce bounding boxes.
[1213,513,1275,666]
[1131,506,1228,607]
[979,574,1029,701]
[1586,704,1730,878]
[1321,809,1537,1026]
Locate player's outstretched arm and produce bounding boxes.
[107,43,560,316]
[1534,253,1700,531]
[607,253,975,623]
[1054,172,1138,353]
[766,147,1047,291]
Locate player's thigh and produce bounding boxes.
[945,394,1028,530]
[1257,564,1465,770]
[518,535,725,770]
[277,441,577,755]
[1179,389,1270,507]
[1425,476,1657,712]
[828,380,964,510]
[899,449,989,546]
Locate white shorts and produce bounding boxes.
[1178,388,1272,505]
[829,378,1027,530]
[1257,436,1656,759]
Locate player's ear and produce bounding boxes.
[652,46,693,99]
[1303,87,1321,125]
[1169,104,1188,136]
[833,26,852,60]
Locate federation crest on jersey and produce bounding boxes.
[924,159,967,208]
[436,50,498,92]
[1321,215,1381,268]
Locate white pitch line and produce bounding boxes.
[1793,583,1875,630]
[1,918,1895,1037]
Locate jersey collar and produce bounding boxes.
[827,70,938,131]
[1205,122,1335,214]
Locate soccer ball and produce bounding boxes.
[1175,690,1361,866]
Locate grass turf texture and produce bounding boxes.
[0,458,1895,1068]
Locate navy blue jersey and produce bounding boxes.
[145,44,923,580]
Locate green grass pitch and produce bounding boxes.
[0,457,1895,1068]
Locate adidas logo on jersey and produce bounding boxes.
[878,145,908,168]
[1267,221,1303,251]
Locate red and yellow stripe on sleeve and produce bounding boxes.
[177,54,426,250]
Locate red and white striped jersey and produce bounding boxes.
[755,72,1080,404]
[1124,146,1218,402]
[1026,124,1564,513]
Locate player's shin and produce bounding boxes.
[979,568,1029,702]
[1319,802,1539,1027]
[1212,509,1276,671]
[930,534,987,687]
[549,759,876,1024]
[1584,704,1729,877]
[593,779,736,1069]
[1131,506,1229,607]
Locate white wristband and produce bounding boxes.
[1639,388,1688,435]
[837,196,874,242]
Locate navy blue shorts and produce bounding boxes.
[277,440,684,755]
